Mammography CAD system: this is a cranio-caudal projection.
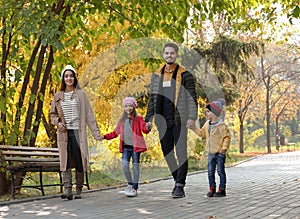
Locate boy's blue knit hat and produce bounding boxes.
[206,98,225,117]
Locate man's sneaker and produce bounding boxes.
[126,188,137,197]
[214,189,226,197]
[124,185,132,196]
[207,186,216,197]
[171,185,176,196]
[172,186,185,198]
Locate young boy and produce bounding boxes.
[189,98,231,197]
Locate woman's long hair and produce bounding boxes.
[60,69,81,91]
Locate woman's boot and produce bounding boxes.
[74,170,84,199]
[61,169,73,200]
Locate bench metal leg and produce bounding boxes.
[39,167,45,196]
[85,172,90,190]
[59,171,63,193]
[11,170,15,197]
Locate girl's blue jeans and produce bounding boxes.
[207,153,226,189]
[122,147,141,190]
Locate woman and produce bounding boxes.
[50,65,101,200]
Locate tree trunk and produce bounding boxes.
[238,99,244,153]
[30,47,54,147]
[266,77,271,153]
[0,16,11,145]
[275,116,280,150]
[0,168,9,195]
[14,41,41,145]
[23,45,47,145]
[261,49,272,154]
[239,121,244,153]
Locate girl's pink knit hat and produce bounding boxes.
[122,97,137,108]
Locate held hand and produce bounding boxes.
[220,149,227,155]
[186,119,196,130]
[146,122,152,131]
[95,135,104,141]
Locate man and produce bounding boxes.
[145,43,198,198]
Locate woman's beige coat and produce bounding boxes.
[50,89,101,172]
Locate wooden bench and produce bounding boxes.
[279,136,296,151]
[0,145,91,197]
[280,142,296,151]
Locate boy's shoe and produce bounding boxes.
[207,186,216,197]
[172,186,185,198]
[126,188,137,197]
[124,185,133,196]
[214,189,226,197]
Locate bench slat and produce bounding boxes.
[2,151,60,157]
[7,162,60,171]
[0,145,59,152]
[4,157,60,162]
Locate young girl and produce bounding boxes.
[189,98,231,197]
[50,65,101,200]
[101,97,151,197]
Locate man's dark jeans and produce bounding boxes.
[158,124,188,186]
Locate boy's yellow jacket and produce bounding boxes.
[194,120,231,154]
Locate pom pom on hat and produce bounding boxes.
[61,65,77,78]
[206,98,225,117]
[122,97,137,108]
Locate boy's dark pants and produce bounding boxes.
[207,153,226,189]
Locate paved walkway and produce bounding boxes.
[1,151,300,219]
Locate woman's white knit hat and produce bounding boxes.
[61,65,77,78]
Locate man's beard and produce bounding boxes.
[166,61,174,64]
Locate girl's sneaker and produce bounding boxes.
[126,188,137,197]
[124,185,132,196]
